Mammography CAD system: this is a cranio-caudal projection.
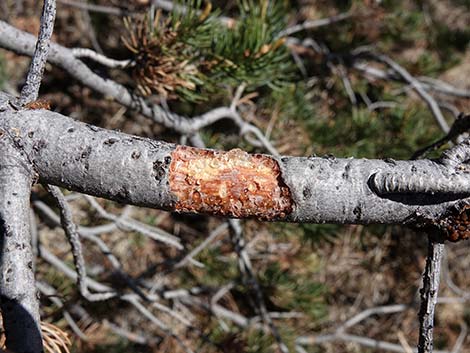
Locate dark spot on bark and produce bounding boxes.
[28,261,33,270]
[411,165,417,173]
[67,127,75,133]
[12,192,17,196]
[13,137,23,148]
[323,154,336,161]
[309,163,315,170]
[384,158,397,166]
[281,157,289,163]
[353,205,362,221]
[6,201,11,205]
[0,129,4,138]
[1,219,11,237]
[115,186,131,203]
[153,160,166,181]
[164,156,172,165]
[86,124,99,132]
[342,162,352,180]
[75,146,92,171]
[81,147,92,160]
[14,242,25,250]
[32,139,47,153]
[104,138,119,146]
[303,187,312,199]
[28,131,34,138]
[131,151,141,159]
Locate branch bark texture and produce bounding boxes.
[418,238,444,353]
[0,95,469,230]
[18,0,56,105]
[0,130,42,352]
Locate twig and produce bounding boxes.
[174,223,228,269]
[123,296,195,353]
[354,62,470,99]
[368,52,450,133]
[417,235,445,353]
[37,281,89,341]
[418,77,470,99]
[279,12,350,37]
[71,48,132,68]
[338,304,409,332]
[451,322,467,353]
[19,0,56,105]
[57,0,132,16]
[83,195,182,249]
[0,22,278,155]
[229,219,290,353]
[79,9,104,54]
[296,332,450,353]
[46,185,117,301]
[412,114,470,160]
[439,136,470,168]
[103,320,159,345]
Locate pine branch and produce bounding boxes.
[1,99,470,235]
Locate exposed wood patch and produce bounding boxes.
[24,99,51,110]
[169,146,293,219]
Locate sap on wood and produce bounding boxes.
[169,146,292,219]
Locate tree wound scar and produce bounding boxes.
[169,146,293,219]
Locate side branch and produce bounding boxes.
[0,132,42,352]
[0,21,241,134]
[19,0,56,105]
[418,237,445,353]
[1,102,469,230]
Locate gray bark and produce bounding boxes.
[0,95,468,226]
[18,0,56,106]
[418,238,444,353]
[0,129,42,352]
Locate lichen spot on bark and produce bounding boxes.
[169,146,293,219]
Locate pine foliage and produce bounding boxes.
[122,0,295,102]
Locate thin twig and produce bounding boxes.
[57,0,132,16]
[368,52,450,133]
[229,219,290,353]
[80,9,104,54]
[279,12,350,37]
[71,48,132,68]
[37,281,89,341]
[297,332,450,353]
[19,0,56,105]
[174,223,228,269]
[417,236,445,353]
[451,322,467,353]
[83,195,182,249]
[46,185,117,301]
